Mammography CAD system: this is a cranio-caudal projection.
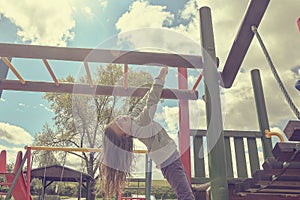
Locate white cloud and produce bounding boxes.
[0,122,33,167]
[0,122,33,145]
[115,1,202,55]
[116,1,174,32]
[16,108,24,112]
[18,103,25,107]
[0,0,75,46]
[115,1,203,55]
[163,106,178,133]
[82,6,94,19]
[189,99,206,129]
[99,0,108,9]
[180,0,197,20]
[116,0,300,131]
[39,103,53,112]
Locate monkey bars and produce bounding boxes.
[0,43,200,100]
[0,43,203,69]
[0,79,198,100]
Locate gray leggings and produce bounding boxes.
[161,152,195,200]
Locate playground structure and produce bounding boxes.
[0,0,300,199]
[0,150,32,200]
[0,146,150,200]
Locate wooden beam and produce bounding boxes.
[233,178,300,196]
[230,181,300,199]
[1,57,25,84]
[0,43,203,69]
[283,120,300,141]
[221,0,270,88]
[272,142,300,162]
[253,170,300,188]
[42,59,59,86]
[0,79,198,100]
[25,146,147,154]
[262,157,300,170]
[190,129,261,138]
[254,169,300,178]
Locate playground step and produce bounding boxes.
[234,178,300,195]
[231,137,300,199]
[272,142,300,162]
[253,170,300,187]
[255,168,300,177]
[262,157,300,170]
[283,120,300,141]
[228,178,300,200]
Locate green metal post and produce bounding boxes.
[199,7,229,200]
[251,69,273,158]
[145,154,152,200]
[5,151,28,200]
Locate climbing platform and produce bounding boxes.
[231,120,300,199]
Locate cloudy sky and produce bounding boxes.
[0,0,299,178]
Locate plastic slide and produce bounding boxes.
[0,150,32,200]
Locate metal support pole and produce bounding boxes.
[199,7,229,200]
[77,179,81,200]
[41,178,46,200]
[251,69,273,158]
[178,68,192,179]
[26,147,31,200]
[145,154,152,200]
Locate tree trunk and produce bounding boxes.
[86,180,96,200]
[86,154,96,200]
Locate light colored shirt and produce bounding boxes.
[130,78,177,167]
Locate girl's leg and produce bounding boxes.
[161,158,195,200]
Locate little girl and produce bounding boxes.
[99,67,195,200]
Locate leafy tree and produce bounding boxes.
[33,124,60,167]
[33,64,153,200]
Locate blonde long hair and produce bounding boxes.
[99,125,134,197]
